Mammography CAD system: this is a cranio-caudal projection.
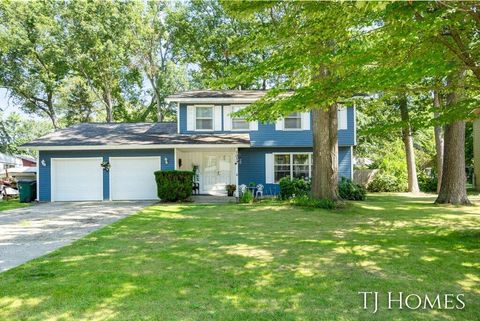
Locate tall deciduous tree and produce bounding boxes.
[217,1,372,200]
[399,94,420,193]
[0,0,69,129]
[64,0,141,123]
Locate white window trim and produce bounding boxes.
[283,112,303,131]
[194,105,215,131]
[272,152,312,183]
[228,104,254,132]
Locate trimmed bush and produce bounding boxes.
[290,195,336,209]
[154,170,194,202]
[367,172,405,192]
[279,177,310,199]
[339,177,366,201]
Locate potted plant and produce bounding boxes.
[226,184,236,197]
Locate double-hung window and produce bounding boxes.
[284,112,302,130]
[231,106,249,130]
[274,153,312,183]
[195,106,213,130]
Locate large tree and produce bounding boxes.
[217,1,374,200]
[64,0,142,123]
[0,0,69,129]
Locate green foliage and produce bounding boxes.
[367,172,406,193]
[0,112,53,156]
[154,170,194,202]
[290,195,336,210]
[239,190,254,204]
[418,172,438,193]
[338,177,366,201]
[279,177,311,200]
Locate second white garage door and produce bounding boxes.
[110,157,161,200]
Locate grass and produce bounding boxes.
[0,199,30,212]
[0,194,479,321]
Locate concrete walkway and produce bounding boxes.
[0,201,152,272]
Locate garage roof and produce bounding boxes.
[21,123,250,150]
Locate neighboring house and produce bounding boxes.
[22,90,356,202]
[0,153,22,171]
[16,155,37,167]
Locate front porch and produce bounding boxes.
[175,147,238,196]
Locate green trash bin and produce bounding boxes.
[18,179,36,203]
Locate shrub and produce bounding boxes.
[338,177,367,200]
[154,170,194,202]
[290,195,336,209]
[239,189,254,203]
[367,172,405,192]
[418,172,438,193]
[279,177,310,199]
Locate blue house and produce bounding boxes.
[23,90,356,201]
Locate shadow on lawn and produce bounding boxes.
[0,194,479,320]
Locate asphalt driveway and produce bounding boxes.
[0,201,152,272]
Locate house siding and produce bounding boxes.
[238,146,352,195]
[38,149,174,201]
[179,104,356,146]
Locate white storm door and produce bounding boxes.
[51,158,103,202]
[202,153,233,195]
[110,157,160,200]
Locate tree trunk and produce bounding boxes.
[103,88,113,123]
[433,91,444,193]
[435,85,471,205]
[311,105,339,200]
[473,116,480,191]
[399,94,419,193]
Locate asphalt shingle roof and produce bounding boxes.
[166,90,267,100]
[22,123,250,148]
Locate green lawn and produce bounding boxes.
[0,194,479,321]
[0,199,29,212]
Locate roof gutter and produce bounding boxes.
[19,143,251,151]
[164,97,261,104]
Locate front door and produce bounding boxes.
[202,153,234,195]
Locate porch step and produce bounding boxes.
[191,195,237,204]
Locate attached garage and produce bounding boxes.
[109,157,160,200]
[51,158,103,202]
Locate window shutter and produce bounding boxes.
[214,106,222,131]
[249,121,258,131]
[187,106,195,131]
[223,105,232,131]
[338,107,348,130]
[301,112,311,130]
[275,118,284,131]
[265,153,274,184]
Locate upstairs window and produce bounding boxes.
[231,106,249,130]
[195,106,213,130]
[284,112,302,130]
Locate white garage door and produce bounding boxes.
[52,158,103,201]
[110,157,160,200]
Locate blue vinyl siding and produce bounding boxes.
[179,104,356,146]
[238,146,352,195]
[38,149,174,201]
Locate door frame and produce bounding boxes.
[51,157,104,202]
[200,151,235,195]
[108,156,161,201]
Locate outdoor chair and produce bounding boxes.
[239,184,247,195]
[255,184,264,198]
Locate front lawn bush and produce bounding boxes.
[279,177,310,199]
[367,171,405,192]
[239,189,254,203]
[418,171,438,193]
[154,170,194,202]
[290,195,336,209]
[339,177,367,200]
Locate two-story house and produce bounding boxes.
[22,90,356,201]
